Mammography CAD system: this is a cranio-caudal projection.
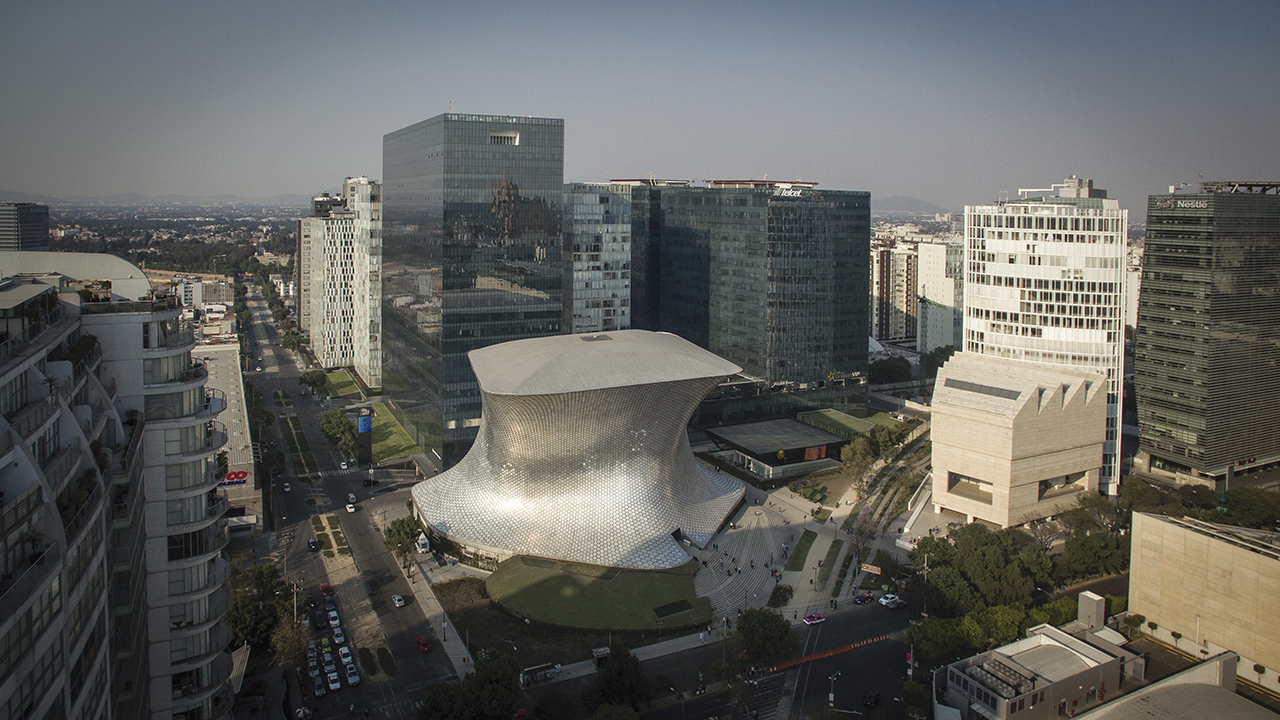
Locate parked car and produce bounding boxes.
[322,653,336,674]
[326,672,342,692]
[332,627,345,645]
[346,504,356,513]
[392,594,406,608]
[320,583,333,597]
[854,592,875,605]
[416,637,431,653]
[340,461,348,471]
[885,598,907,610]
[878,593,901,607]
[345,662,361,686]
[324,597,335,611]
[802,613,826,625]
[313,612,327,630]
[307,658,319,678]
[308,539,320,552]
[347,493,357,504]
[338,646,352,665]
[865,691,880,707]
[328,610,340,627]
[313,679,326,698]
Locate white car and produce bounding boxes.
[338,646,352,665]
[322,652,335,674]
[326,671,342,692]
[282,483,291,493]
[340,461,348,470]
[332,627,345,645]
[347,493,357,504]
[328,610,340,627]
[345,663,360,686]
[878,593,901,607]
[346,504,356,513]
[392,594,406,608]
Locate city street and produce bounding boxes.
[242,285,451,718]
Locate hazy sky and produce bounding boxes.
[4,0,1278,213]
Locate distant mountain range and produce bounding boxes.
[0,189,315,208]
[873,196,952,215]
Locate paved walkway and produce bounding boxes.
[397,550,488,680]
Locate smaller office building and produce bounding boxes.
[930,353,1105,527]
[943,624,1124,720]
[704,419,846,480]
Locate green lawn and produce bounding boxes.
[486,556,709,631]
[371,402,422,462]
[815,539,844,590]
[784,530,818,572]
[325,369,361,398]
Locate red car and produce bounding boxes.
[802,613,826,625]
[416,637,431,653]
[320,583,333,597]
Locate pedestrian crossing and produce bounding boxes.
[735,672,788,720]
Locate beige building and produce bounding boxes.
[930,353,1105,527]
[1130,512,1280,685]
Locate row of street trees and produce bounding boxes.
[224,562,309,669]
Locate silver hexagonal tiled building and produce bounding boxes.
[411,330,745,569]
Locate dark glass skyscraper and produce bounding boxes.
[382,114,564,465]
[1134,183,1280,481]
[0,202,50,250]
[632,181,870,423]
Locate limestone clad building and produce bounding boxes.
[930,353,1106,527]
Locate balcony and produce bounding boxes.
[0,483,41,538]
[195,388,226,418]
[144,362,208,390]
[59,472,103,543]
[41,439,82,486]
[169,622,233,674]
[80,295,180,315]
[170,653,232,703]
[0,541,60,624]
[166,555,230,605]
[179,421,228,460]
[10,394,59,439]
[170,590,231,635]
[0,305,66,367]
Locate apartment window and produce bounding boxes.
[489,131,519,146]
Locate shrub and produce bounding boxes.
[767,584,794,608]
[358,647,377,675]
[377,646,398,677]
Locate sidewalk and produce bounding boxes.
[398,551,487,680]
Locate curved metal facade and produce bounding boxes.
[412,347,744,569]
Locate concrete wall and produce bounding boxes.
[1130,512,1280,680]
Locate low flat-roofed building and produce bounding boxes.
[943,624,1124,720]
[1130,512,1280,684]
[704,418,847,480]
[198,343,257,520]
[930,353,1105,527]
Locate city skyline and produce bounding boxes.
[3,1,1279,214]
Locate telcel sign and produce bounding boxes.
[773,187,804,197]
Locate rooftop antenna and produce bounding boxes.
[449,100,454,112]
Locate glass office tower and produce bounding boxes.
[1134,183,1280,481]
[630,181,870,424]
[382,114,564,466]
[964,178,1127,494]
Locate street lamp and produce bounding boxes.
[829,671,841,707]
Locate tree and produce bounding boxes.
[767,584,794,608]
[467,654,522,720]
[840,436,875,482]
[1016,517,1063,552]
[270,614,309,668]
[533,688,578,720]
[920,345,957,380]
[921,565,978,617]
[868,357,912,384]
[1060,492,1123,535]
[906,617,969,661]
[385,516,423,552]
[320,408,356,456]
[736,608,799,663]
[584,645,654,711]
[281,330,302,352]
[1064,530,1129,578]
[299,369,327,388]
[419,682,467,720]
[847,506,878,561]
[225,563,287,648]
